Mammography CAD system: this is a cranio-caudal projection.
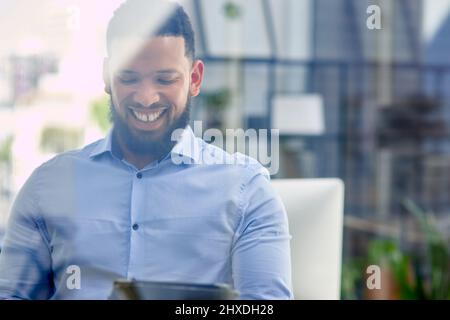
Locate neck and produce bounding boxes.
[113,132,158,170]
[123,149,157,171]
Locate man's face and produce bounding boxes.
[104,36,204,156]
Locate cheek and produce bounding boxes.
[163,89,188,116]
[171,98,188,119]
[175,84,191,106]
[111,94,124,115]
[111,85,133,110]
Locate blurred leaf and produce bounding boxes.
[90,96,111,134]
[0,136,13,163]
[202,88,231,111]
[341,258,364,300]
[402,199,450,299]
[223,2,241,19]
[40,127,83,154]
[366,239,418,299]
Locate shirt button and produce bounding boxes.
[136,172,143,179]
[132,223,139,231]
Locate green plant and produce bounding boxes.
[342,200,449,300]
[402,199,450,299]
[341,257,364,300]
[200,88,232,130]
[366,239,418,299]
[0,136,13,163]
[40,127,83,154]
[90,95,111,134]
[223,2,241,19]
[202,88,231,112]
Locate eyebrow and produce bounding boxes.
[117,69,181,76]
[155,69,181,75]
[118,70,138,74]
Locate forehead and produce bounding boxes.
[109,36,189,72]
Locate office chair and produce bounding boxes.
[271,178,344,299]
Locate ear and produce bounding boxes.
[189,60,204,97]
[103,58,112,95]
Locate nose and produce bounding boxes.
[134,81,159,107]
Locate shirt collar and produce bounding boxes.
[170,125,201,164]
[89,128,114,159]
[89,126,201,164]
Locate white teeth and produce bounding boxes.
[131,109,164,123]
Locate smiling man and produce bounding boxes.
[0,0,292,299]
[106,10,203,169]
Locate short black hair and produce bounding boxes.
[106,0,195,60]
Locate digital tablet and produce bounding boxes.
[109,279,238,300]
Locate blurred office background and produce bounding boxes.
[0,0,449,299]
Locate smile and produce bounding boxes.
[129,107,167,123]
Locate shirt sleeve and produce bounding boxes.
[231,167,293,299]
[0,169,54,299]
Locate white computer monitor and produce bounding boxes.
[271,178,344,300]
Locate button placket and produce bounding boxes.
[128,169,146,277]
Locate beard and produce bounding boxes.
[109,96,191,160]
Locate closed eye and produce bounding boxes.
[119,77,139,85]
[157,78,177,85]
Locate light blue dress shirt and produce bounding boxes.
[0,126,292,299]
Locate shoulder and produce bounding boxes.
[32,139,104,176]
[198,139,270,182]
